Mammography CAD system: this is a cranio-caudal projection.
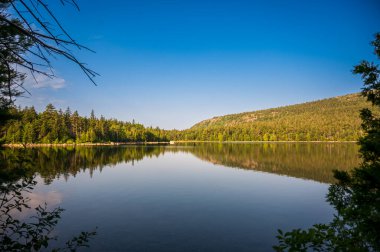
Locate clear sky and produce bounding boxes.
[17,0,380,129]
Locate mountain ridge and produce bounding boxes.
[191,93,359,129]
[164,93,380,141]
[190,93,369,129]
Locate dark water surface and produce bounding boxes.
[1,143,360,251]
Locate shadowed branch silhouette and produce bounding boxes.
[274,32,380,252]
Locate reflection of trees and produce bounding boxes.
[1,146,167,183]
[0,153,96,251]
[188,143,360,183]
[274,32,380,252]
[0,143,361,250]
[1,143,359,184]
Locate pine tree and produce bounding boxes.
[274,32,380,252]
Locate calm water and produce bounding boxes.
[1,143,360,251]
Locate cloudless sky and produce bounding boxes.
[17,0,380,129]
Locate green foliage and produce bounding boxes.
[1,105,168,144]
[0,2,99,248]
[0,148,97,251]
[274,33,380,251]
[2,93,377,144]
[0,2,31,110]
[171,93,378,142]
[0,174,96,252]
[0,1,97,127]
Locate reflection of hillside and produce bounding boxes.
[186,143,360,183]
[0,143,360,184]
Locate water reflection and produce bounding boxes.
[1,143,359,184]
[13,190,63,220]
[1,143,360,251]
[187,143,360,183]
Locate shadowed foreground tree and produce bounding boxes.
[274,33,380,251]
[0,153,97,251]
[0,0,97,122]
[1,1,98,250]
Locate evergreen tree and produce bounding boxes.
[274,33,380,252]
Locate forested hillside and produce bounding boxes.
[1,104,168,144]
[167,93,379,141]
[2,93,378,144]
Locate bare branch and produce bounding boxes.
[0,0,98,107]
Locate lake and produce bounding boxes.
[1,143,360,251]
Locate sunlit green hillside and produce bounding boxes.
[167,93,379,141]
[3,93,379,143]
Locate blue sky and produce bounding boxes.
[17,0,380,129]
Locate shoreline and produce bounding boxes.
[2,140,358,148]
[173,140,358,143]
[2,142,170,148]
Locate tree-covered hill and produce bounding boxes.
[168,93,380,141]
[2,93,379,144]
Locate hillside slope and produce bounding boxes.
[170,93,379,141]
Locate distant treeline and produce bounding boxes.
[2,94,379,144]
[1,105,168,144]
